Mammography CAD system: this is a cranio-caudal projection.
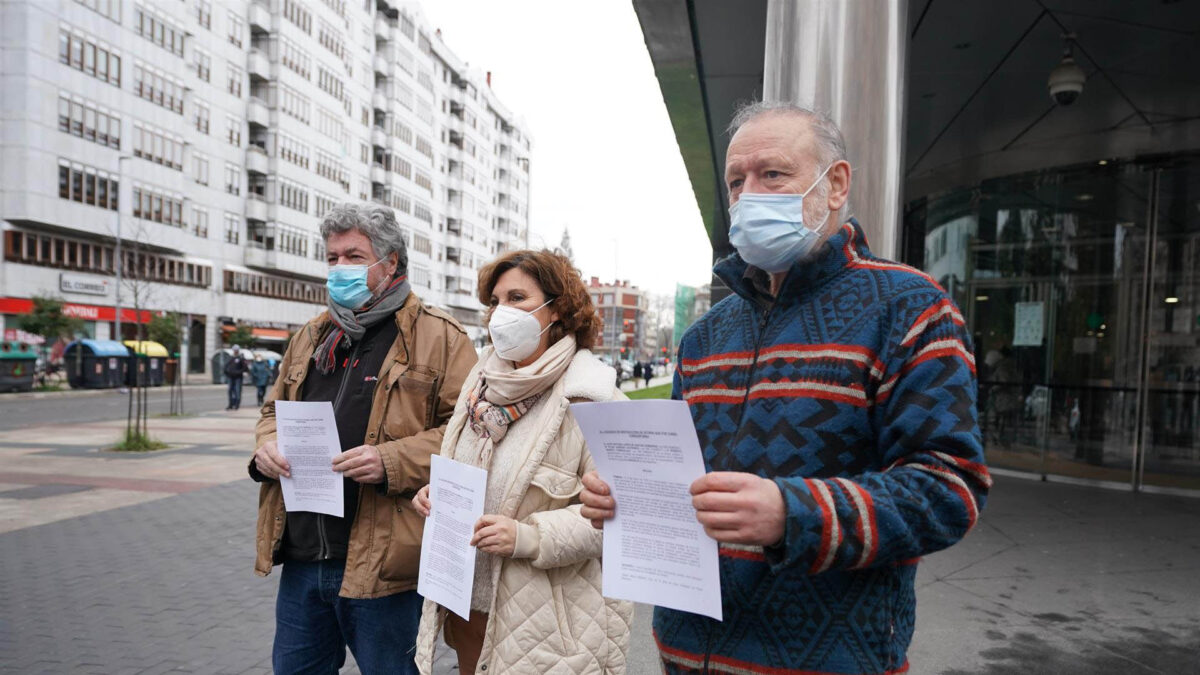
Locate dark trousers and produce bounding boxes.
[273,560,422,675]
[226,376,242,409]
[256,383,268,406]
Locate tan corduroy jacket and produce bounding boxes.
[252,293,477,598]
[415,347,634,674]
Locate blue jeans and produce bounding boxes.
[227,376,242,409]
[273,560,422,675]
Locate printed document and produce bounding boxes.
[571,400,722,621]
[417,454,487,620]
[275,401,344,517]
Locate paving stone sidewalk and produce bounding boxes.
[2,403,1198,674]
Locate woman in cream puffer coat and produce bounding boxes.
[412,250,633,674]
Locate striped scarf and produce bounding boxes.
[313,275,410,375]
[464,335,576,465]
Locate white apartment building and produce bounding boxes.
[0,0,531,374]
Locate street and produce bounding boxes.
[0,393,1197,673]
[0,386,232,432]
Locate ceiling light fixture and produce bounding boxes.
[1165,297,1179,304]
[1049,33,1086,106]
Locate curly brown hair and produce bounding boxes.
[477,249,602,351]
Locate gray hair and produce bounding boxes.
[727,101,848,167]
[319,202,408,276]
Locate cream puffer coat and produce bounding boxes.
[414,348,634,674]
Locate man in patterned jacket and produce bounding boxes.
[581,101,991,674]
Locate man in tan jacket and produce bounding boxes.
[250,203,477,675]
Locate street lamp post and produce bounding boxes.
[114,155,132,342]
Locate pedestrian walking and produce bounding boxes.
[642,359,653,388]
[249,354,271,407]
[581,102,990,675]
[411,249,632,675]
[632,360,644,388]
[223,346,248,410]
[249,203,477,675]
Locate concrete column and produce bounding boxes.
[763,0,908,259]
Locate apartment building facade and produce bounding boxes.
[587,277,646,363]
[0,0,531,374]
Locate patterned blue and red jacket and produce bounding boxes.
[655,220,991,675]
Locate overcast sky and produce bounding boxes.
[418,0,714,297]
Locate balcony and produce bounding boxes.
[246,146,269,175]
[247,97,270,127]
[248,2,270,32]
[246,194,269,222]
[248,49,271,80]
[375,14,391,40]
[372,127,387,148]
[372,91,387,111]
[370,164,387,185]
[373,54,390,76]
[244,246,326,282]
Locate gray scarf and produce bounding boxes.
[314,275,411,375]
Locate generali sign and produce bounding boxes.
[0,298,155,324]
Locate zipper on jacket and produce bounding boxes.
[319,339,363,560]
[736,301,775,428]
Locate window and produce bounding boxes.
[315,192,338,219]
[135,6,185,57]
[410,265,430,288]
[132,184,185,227]
[413,201,432,224]
[279,36,311,79]
[75,0,121,22]
[224,269,325,304]
[195,0,212,29]
[318,19,345,61]
[57,159,117,210]
[133,63,184,114]
[192,207,209,238]
[414,170,432,193]
[415,136,433,159]
[224,163,241,196]
[227,11,244,48]
[278,133,310,169]
[195,102,210,134]
[280,85,310,124]
[316,151,349,191]
[317,66,344,103]
[193,48,211,82]
[5,230,210,288]
[132,122,184,169]
[282,0,312,34]
[413,232,432,256]
[278,178,309,213]
[193,153,209,185]
[224,212,240,244]
[227,63,243,97]
[226,115,242,147]
[57,94,120,149]
[59,29,121,87]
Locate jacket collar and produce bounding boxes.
[560,349,617,401]
[714,218,871,306]
[307,293,423,356]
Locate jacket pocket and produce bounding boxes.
[378,497,425,582]
[550,573,578,655]
[529,463,583,508]
[279,365,305,401]
[382,366,439,440]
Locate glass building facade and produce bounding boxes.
[903,157,1200,492]
[632,0,1200,493]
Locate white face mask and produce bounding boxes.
[488,298,553,362]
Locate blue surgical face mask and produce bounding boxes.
[326,258,386,309]
[728,164,834,273]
